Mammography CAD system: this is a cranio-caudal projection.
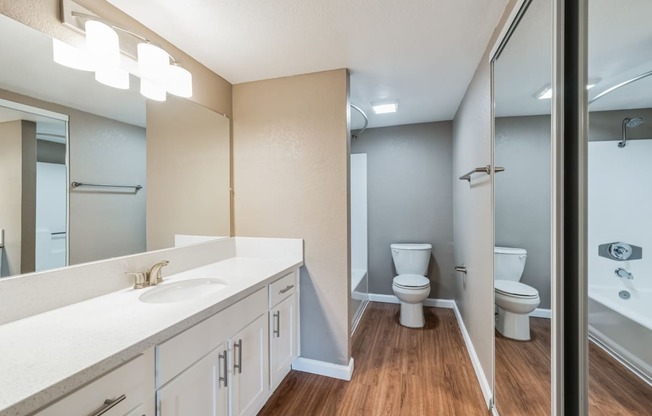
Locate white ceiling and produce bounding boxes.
[494,0,652,117]
[105,0,509,129]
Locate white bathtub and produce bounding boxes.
[350,268,369,334]
[588,285,652,382]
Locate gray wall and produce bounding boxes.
[589,108,652,142]
[495,115,551,309]
[351,122,454,299]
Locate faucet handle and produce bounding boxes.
[126,272,148,289]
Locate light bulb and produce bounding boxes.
[140,78,166,101]
[95,67,129,89]
[85,20,120,69]
[167,64,193,97]
[138,43,169,84]
[52,39,94,71]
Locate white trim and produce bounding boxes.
[367,293,455,309]
[292,357,354,381]
[453,303,493,408]
[530,308,552,319]
[0,98,69,121]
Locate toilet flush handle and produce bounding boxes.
[455,265,467,274]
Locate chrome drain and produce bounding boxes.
[619,290,631,300]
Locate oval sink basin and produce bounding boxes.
[139,278,227,304]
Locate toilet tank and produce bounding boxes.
[494,246,527,281]
[391,243,432,275]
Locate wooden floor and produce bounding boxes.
[259,302,488,415]
[495,317,652,416]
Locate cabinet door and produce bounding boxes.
[230,314,269,416]
[270,294,296,389]
[157,345,228,416]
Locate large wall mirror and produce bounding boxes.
[586,0,652,414]
[0,13,231,279]
[492,1,552,414]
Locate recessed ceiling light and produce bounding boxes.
[372,101,398,114]
[535,85,552,100]
[535,78,601,100]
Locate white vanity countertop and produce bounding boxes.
[0,256,302,416]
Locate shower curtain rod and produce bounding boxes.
[350,104,368,140]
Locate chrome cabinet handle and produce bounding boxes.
[88,394,126,416]
[273,311,281,338]
[219,349,228,387]
[234,340,243,374]
[279,285,294,294]
[455,265,467,274]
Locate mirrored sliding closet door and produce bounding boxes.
[492,0,553,414]
[586,0,652,414]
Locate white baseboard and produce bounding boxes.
[453,303,493,409]
[530,308,551,319]
[292,357,355,381]
[351,299,369,335]
[368,293,455,309]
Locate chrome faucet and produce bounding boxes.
[615,267,634,280]
[147,260,170,286]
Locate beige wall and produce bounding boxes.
[233,69,351,365]
[0,121,25,276]
[452,0,518,405]
[147,96,231,250]
[0,0,232,117]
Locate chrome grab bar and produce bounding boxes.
[71,181,143,192]
[459,165,505,182]
[87,394,126,416]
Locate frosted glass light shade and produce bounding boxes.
[167,64,193,98]
[95,66,129,89]
[52,39,94,71]
[140,78,166,101]
[138,43,169,84]
[85,20,120,68]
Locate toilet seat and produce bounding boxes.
[495,280,538,299]
[393,274,430,289]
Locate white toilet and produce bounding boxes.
[391,243,432,328]
[494,246,540,341]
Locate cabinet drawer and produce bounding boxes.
[157,287,267,387]
[269,271,296,307]
[35,349,154,416]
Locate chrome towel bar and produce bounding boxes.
[459,165,505,183]
[71,181,143,192]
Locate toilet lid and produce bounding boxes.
[393,274,430,289]
[495,280,538,298]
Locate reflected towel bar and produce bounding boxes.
[71,182,143,192]
[459,165,505,182]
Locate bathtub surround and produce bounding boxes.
[351,122,454,299]
[233,69,351,368]
[495,115,552,309]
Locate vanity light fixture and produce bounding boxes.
[372,101,399,114]
[53,7,193,101]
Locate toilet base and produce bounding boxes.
[399,302,425,328]
[496,307,531,340]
